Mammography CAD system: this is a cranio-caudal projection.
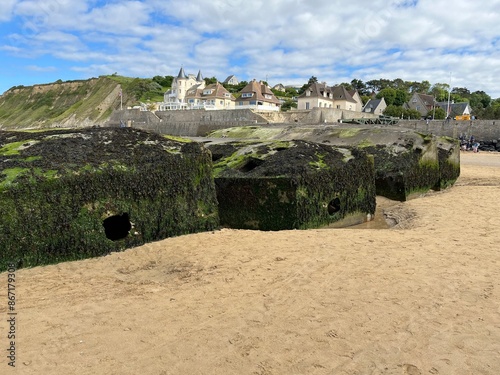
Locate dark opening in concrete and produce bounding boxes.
[327,198,341,215]
[239,158,265,173]
[103,213,132,241]
[211,153,224,162]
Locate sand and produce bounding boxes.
[1,151,500,375]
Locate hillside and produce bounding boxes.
[0,76,137,130]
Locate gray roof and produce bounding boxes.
[436,102,470,116]
[362,98,382,112]
[177,67,187,79]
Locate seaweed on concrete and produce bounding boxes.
[0,128,219,271]
[208,140,376,230]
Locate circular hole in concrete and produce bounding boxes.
[327,198,341,215]
[103,213,132,241]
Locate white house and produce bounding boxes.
[158,67,205,110]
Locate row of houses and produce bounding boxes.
[154,67,470,118]
[158,67,281,112]
[406,92,472,118]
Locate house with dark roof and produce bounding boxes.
[185,82,236,110]
[436,101,471,118]
[297,83,362,111]
[407,93,436,117]
[160,67,205,110]
[362,98,387,115]
[235,80,281,111]
[223,75,239,86]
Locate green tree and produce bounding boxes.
[376,87,397,106]
[394,90,409,107]
[351,79,369,96]
[307,76,318,85]
[430,83,450,102]
[428,107,446,120]
[403,108,423,119]
[383,104,404,118]
[204,76,218,85]
[152,75,173,87]
[281,99,297,111]
[469,90,491,110]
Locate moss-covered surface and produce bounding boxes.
[0,128,219,271]
[363,141,440,201]
[207,140,376,230]
[207,125,459,201]
[435,136,461,190]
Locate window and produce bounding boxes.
[306,102,310,110]
[264,94,272,99]
[336,105,340,109]
[242,93,253,98]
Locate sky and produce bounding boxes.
[1,0,499,98]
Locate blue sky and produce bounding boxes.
[1,0,499,97]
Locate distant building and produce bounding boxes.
[159,67,205,110]
[272,83,286,92]
[296,83,362,111]
[362,98,387,115]
[407,93,436,117]
[235,80,281,111]
[185,82,236,110]
[436,101,471,118]
[223,75,239,86]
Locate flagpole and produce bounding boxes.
[120,89,123,110]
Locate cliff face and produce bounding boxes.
[0,77,125,129]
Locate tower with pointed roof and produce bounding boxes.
[161,67,206,110]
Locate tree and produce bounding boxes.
[366,78,391,92]
[204,76,218,85]
[429,83,449,102]
[469,90,491,110]
[394,90,409,107]
[281,99,297,112]
[376,87,397,106]
[383,105,404,118]
[152,75,173,88]
[404,108,423,119]
[428,107,446,120]
[339,82,353,91]
[351,79,369,96]
[307,76,318,85]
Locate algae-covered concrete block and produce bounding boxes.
[0,128,218,270]
[208,140,376,230]
[436,136,460,190]
[208,125,460,201]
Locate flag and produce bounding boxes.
[119,89,122,97]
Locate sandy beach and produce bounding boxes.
[1,151,500,375]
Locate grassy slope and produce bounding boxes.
[0,75,169,129]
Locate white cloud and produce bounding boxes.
[1,0,500,98]
[0,0,18,22]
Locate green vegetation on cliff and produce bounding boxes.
[0,75,172,129]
